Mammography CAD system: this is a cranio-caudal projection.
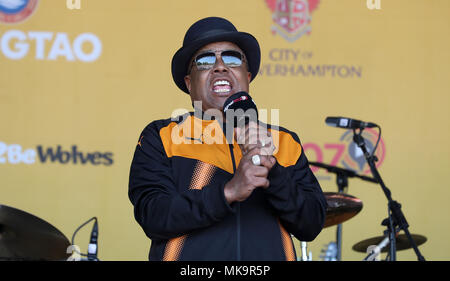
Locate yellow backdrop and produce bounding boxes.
[1,0,449,261]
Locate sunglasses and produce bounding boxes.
[190,50,245,72]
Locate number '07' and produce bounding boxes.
[0,142,36,164]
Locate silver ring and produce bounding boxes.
[251,154,261,166]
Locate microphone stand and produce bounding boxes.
[352,128,425,261]
[364,223,399,261]
[309,162,378,261]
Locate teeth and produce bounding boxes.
[214,80,230,86]
[214,88,230,93]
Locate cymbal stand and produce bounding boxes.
[310,161,378,261]
[335,172,348,261]
[311,163,358,260]
[364,219,400,261]
[352,128,425,261]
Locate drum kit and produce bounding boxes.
[297,161,427,261]
[0,116,428,261]
[0,162,427,261]
[298,119,427,261]
[0,189,427,261]
[0,204,71,261]
[0,204,102,261]
[0,164,427,261]
[0,121,428,261]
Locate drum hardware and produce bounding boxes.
[310,161,374,260]
[299,241,312,261]
[323,192,363,228]
[320,118,426,261]
[320,191,364,261]
[350,127,426,261]
[69,216,100,261]
[354,231,427,261]
[352,218,427,261]
[0,204,70,261]
[0,204,100,261]
[355,233,427,256]
[320,242,338,261]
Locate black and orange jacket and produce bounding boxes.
[128,112,327,261]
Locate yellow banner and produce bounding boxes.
[1,0,449,261]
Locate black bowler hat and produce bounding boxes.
[171,17,261,94]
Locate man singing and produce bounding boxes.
[128,17,326,261]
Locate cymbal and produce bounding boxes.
[353,234,427,253]
[324,192,363,228]
[0,204,70,260]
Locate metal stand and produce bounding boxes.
[300,241,312,261]
[352,128,425,261]
[310,162,378,261]
[335,173,348,261]
[363,218,400,261]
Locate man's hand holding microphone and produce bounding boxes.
[222,92,277,204]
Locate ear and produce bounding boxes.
[184,75,192,93]
[247,71,252,83]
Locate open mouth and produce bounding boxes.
[212,79,232,94]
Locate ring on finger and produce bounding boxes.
[251,154,261,166]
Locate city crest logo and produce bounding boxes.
[265,0,320,42]
[0,0,39,24]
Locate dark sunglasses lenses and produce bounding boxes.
[221,51,243,67]
[195,53,216,69]
[195,51,242,70]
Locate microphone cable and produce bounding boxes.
[70,217,100,261]
[353,125,382,159]
[372,125,382,159]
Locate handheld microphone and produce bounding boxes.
[223,92,258,128]
[87,219,98,261]
[325,116,377,129]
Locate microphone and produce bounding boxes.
[325,116,377,129]
[223,92,258,128]
[87,219,98,261]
